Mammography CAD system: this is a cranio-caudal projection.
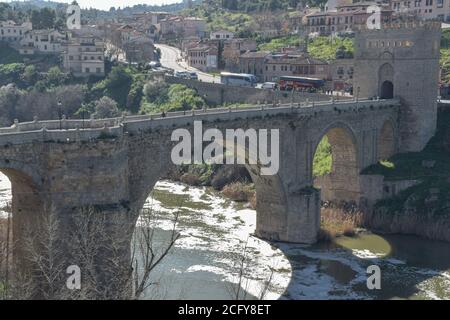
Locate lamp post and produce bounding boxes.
[58,100,62,130]
[82,109,85,129]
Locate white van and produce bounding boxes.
[260,82,277,90]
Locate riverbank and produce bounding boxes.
[165,164,257,207]
[362,207,450,242]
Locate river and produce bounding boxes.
[0,173,449,300]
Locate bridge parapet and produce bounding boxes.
[0,98,399,145]
[0,125,124,145]
[122,98,399,133]
[0,117,123,133]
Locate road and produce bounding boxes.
[156,44,220,83]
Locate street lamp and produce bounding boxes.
[57,100,62,130]
[81,107,85,129]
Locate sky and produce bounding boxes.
[2,0,182,11]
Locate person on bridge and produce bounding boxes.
[161,111,166,118]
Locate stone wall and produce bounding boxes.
[359,174,420,208]
[165,76,338,106]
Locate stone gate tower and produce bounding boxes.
[354,21,441,152]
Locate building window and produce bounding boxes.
[96,67,101,73]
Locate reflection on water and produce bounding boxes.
[0,173,449,300]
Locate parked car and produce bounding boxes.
[174,71,189,78]
[148,61,161,68]
[188,72,198,80]
[259,82,277,90]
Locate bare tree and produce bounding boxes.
[0,204,180,300]
[131,207,180,299]
[0,204,12,299]
[226,237,274,301]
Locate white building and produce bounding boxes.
[210,30,234,40]
[0,21,32,43]
[391,0,450,21]
[187,44,218,72]
[62,36,105,77]
[20,29,65,54]
[160,16,206,38]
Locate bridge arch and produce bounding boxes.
[129,130,293,242]
[377,119,396,161]
[0,159,42,189]
[0,165,45,280]
[313,121,360,203]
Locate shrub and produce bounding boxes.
[222,182,255,202]
[180,173,202,186]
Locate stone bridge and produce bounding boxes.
[0,98,401,296]
[0,20,441,298]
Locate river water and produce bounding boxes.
[0,173,449,300]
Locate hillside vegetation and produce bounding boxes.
[363,107,450,215]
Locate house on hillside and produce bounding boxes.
[62,36,105,78]
[0,21,32,44]
[19,29,65,55]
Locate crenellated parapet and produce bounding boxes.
[355,20,441,32]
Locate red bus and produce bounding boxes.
[278,76,325,91]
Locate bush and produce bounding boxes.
[221,182,255,202]
[180,173,202,186]
[94,66,133,108]
[92,96,120,119]
[0,63,26,87]
[319,204,363,240]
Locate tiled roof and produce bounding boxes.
[240,51,270,58]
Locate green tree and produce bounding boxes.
[313,136,332,177]
[165,84,205,111]
[22,65,39,86]
[0,84,22,125]
[0,63,26,87]
[92,96,120,119]
[94,66,133,108]
[0,3,11,21]
[126,77,144,114]
[45,66,67,88]
[31,8,57,30]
